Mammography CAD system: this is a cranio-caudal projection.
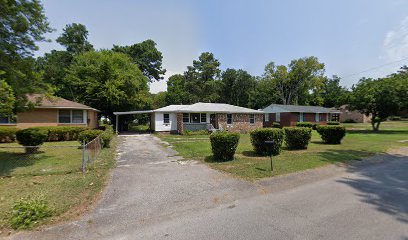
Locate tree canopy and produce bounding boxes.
[56,23,94,54]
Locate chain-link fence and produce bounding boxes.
[81,135,102,172]
[0,135,103,177]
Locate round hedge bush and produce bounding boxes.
[78,129,103,144]
[327,121,340,125]
[296,122,313,128]
[316,125,346,144]
[16,128,48,153]
[250,128,284,156]
[209,132,240,161]
[272,122,282,128]
[284,127,312,150]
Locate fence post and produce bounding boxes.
[81,141,86,173]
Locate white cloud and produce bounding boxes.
[383,16,408,61]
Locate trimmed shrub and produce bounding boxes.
[250,128,285,156]
[101,125,114,148]
[342,119,356,123]
[10,196,52,229]
[296,122,314,128]
[327,121,340,125]
[312,123,319,130]
[16,128,48,153]
[209,132,240,161]
[316,125,346,144]
[33,126,88,141]
[78,129,103,144]
[0,126,18,143]
[272,122,282,128]
[185,130,210,135]
[284,127,312,150]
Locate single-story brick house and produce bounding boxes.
[263,104,341,127]
[114,102,264,134]
[0,94,99,129]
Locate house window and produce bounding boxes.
[297,112,304,122]
[72,110,84,123]
[183,113,189,123]
[200,113,207,123]
[315,113,320,122]
[163,113,170,124]
[59,110,71,123]
[276,112,281,122]
[58,110,85,124]
[264,113,269,122]
[249,114,255,124]
[0,116,14,124]
[227,114,233,124]
[191,113,200,123]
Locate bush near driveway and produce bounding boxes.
[316,125,346,144]
[284,127,312,150]
[10,196,52,229]
[209,132,240,161]
[0,127,18,143]
[16,128,48,153]
[78,129,103,144]
[250,128,284,156]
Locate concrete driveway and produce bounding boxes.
[7,135,408,240]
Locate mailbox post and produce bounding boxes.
[264,140,275,171]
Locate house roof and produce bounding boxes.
[154,103,263,114]
[263,104,340,113]
[27,94,99,111]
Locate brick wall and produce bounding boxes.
[217,113,263,133]
[176,113,184,134]
[339,109,371,123]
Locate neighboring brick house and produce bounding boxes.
[338,105,371,123]
[114,102,263,134]
[0,94,99,129]
[263,104,341,127]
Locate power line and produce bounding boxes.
[341,56,408,79]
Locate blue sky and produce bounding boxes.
[37,0,408,93]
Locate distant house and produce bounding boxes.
[263,104,340,127]
[0,94,99,129]
[114,102,264,134]
[338,105,371,123]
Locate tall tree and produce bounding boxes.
[320,76,349,107]
[263,57,325,105]
[0,0,53,113]
[184,52,221,103]
[0,79,15,117]
[220,69,256,107]
[166,74,191,104]
[64,50,150,122]
[151,92,167,109]
[56,23,93,54]
[349,78,400,131]
[112,40,166,82]
[248,77,280,109]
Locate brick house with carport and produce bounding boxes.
[114,102,264,134]
[263,104,341,127]
[0,94,99,129]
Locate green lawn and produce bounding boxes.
[0,138,116,231]
[158,121,408,180]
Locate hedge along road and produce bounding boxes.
[7,135,408,240]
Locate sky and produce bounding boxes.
[36,0,408,93]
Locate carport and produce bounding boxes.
[113,110,153,133]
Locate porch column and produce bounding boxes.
[176,113,184,135]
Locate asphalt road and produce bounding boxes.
[7,135,408,240]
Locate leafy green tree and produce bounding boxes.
[263,57,325,105]
[0,0,53,110]
[0,79,15,117]
[320,76,349,107]
[64,50,150,122]
[112,40,166,82]
[184,52,221,103]
[166,74,191,104]
[152,91,167,109]
[220,69,256,107]
[349,78,400,131]
[248,77,280,109]
[36,50,74,99]
[56,23,93,54]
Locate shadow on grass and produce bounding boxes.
[337,152,408,223]
[204,155,235,163]
[0,151,40,176]
[346,129,408,135]
[316,149,372,164]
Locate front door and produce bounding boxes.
[210,114,217,128]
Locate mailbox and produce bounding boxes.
[264,140,275,156]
